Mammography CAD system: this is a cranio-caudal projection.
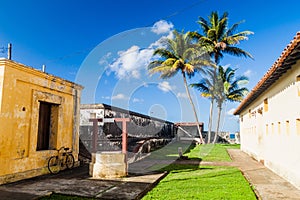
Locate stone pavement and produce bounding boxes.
[0,164,166,200]
[226,149,300,200]
[1,149,300,199]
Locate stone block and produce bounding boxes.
[90,151,127,178]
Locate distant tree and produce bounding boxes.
[148,30,213,144]
[213,66,249,143]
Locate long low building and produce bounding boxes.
[234,32,300,189]
[80,103,176,154]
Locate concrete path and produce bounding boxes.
[226,149,300,200]
[0,164,166,200]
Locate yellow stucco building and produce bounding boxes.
[0,59,83,184]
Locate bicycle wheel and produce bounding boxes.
[48,156,60,174]
[66,154,75,169]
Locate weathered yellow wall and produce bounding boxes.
[0,59,82,184]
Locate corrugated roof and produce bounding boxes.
[81,103,174,124]
[234,32,300,115]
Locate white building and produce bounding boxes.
[234,32,300,189]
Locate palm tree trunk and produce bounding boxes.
[207,98,214,144]
[182,72,205,144]
[213,103,222,144]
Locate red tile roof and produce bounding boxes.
[234,32,300,115]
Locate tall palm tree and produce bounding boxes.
[190,11,252,143]
[148,30,213,144]
[190,68,217,143]
[213,66,249,143]
[191,11,253,64]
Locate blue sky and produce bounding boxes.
[1,0,299,132]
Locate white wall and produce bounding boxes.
[239,60,300,189]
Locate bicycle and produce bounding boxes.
[47,147,75,174]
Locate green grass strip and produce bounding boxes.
[143,165,256,200]
[186,144,240,162]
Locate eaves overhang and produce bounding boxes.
[234,32,300,115]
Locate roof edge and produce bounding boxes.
[234,31,300,115]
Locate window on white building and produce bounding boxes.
[297,119,300,135]
[286,120,290,135]
[264,98,268,112]
[297,75,300,96]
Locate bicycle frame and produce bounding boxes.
[48,147,75,174]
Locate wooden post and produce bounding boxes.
[89,118,103,153]
[114,118,130,154]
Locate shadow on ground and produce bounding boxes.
[0,164,166,200]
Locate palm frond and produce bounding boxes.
[216,15,228,41]
[188,31,203,41]
[148,60,163,70]
[160,68,178,79]
[207,29,217,41]
[148,64,172,75]
[190,82,209,93]
[226,31,253,45]
[231,75,249,88]
[197,17,210,34]
[195,11,253,65]
[223,46,253,59]
[153,48,176,59]
[162,58,177,66]
[226,21,243,36]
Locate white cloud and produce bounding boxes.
[227,108,236,115]
[158,81,174,92]
[151,20,174,35]
[132,98,144,103]
[108,45,154,79]
[99,52,112,65]
[176,92,188,99]
[111,93,128,100]
[101,96,110,100]
[243,69,253,77]
[108,21,174,80]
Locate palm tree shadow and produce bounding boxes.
[157,157,204,173]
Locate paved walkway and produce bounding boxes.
[1,149,300,199]
[0,165,166,200]
[227,149,300,200]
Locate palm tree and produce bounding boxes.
[148,30,213,144]
[190,11,253,65]
[189,11,252,143]
[213,66,249,143]
[190,68,217,143]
